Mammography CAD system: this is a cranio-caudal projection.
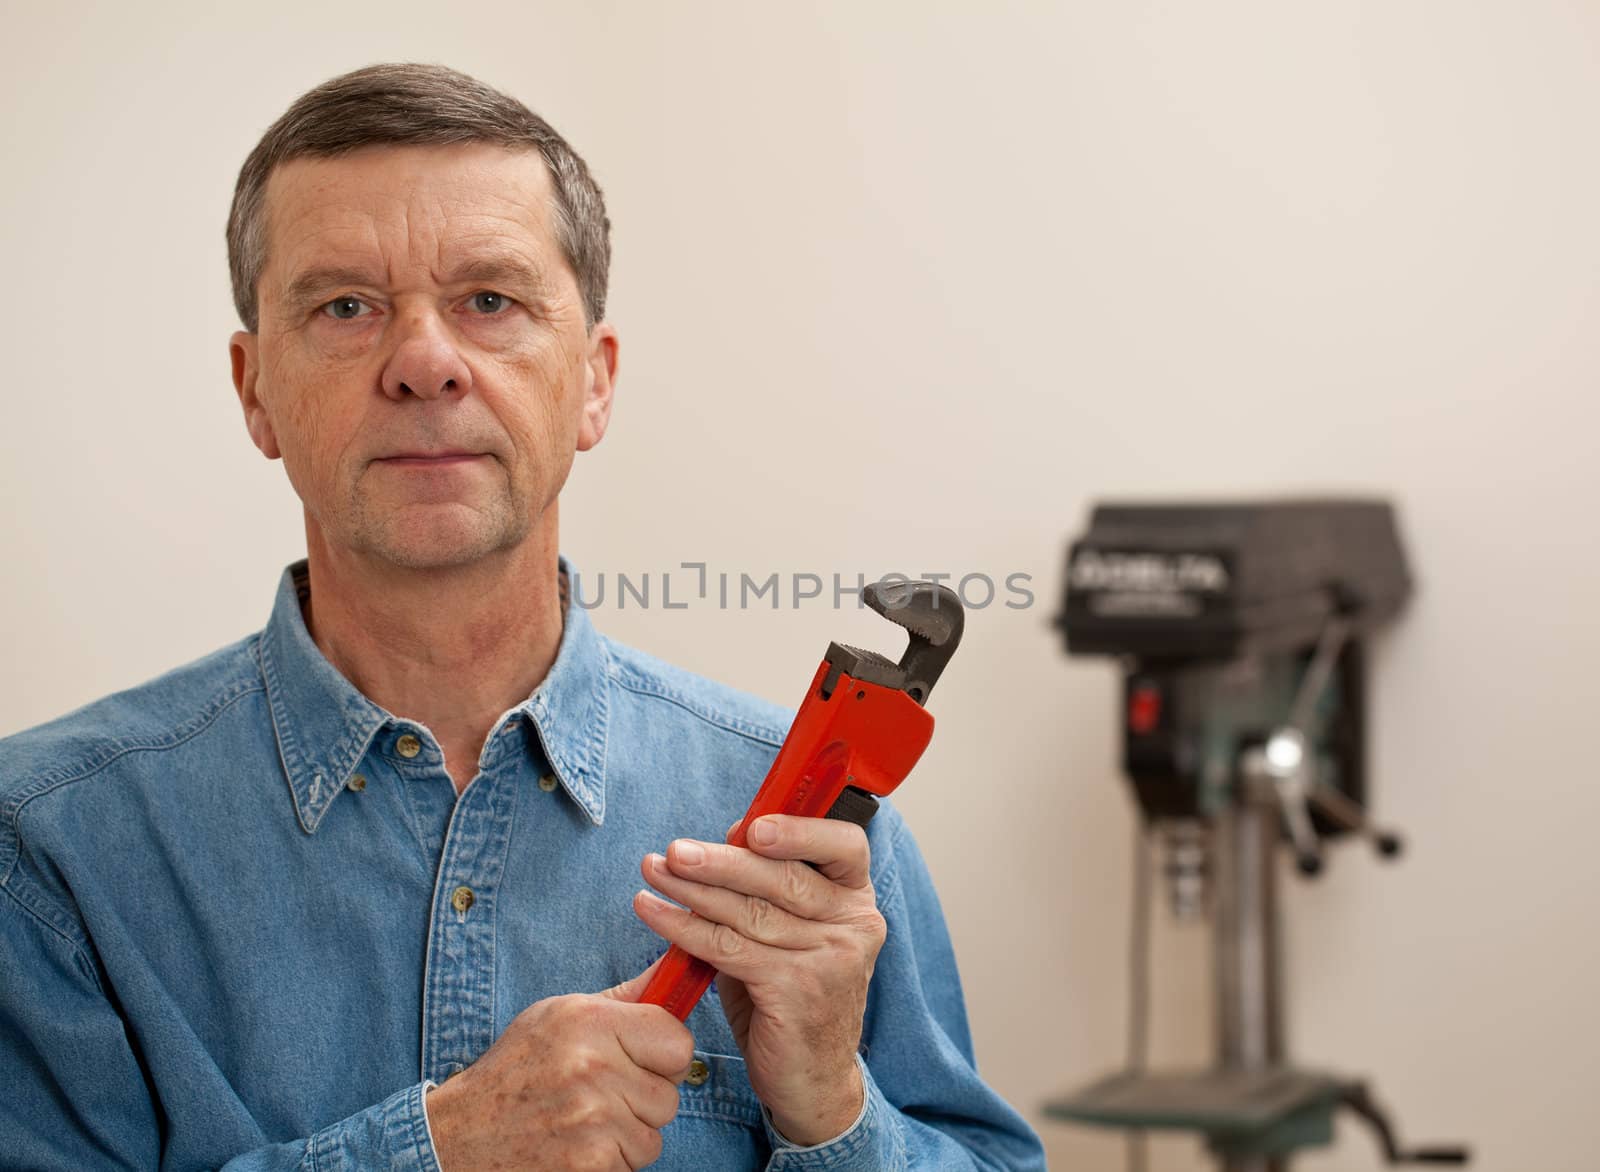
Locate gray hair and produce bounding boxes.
[226,62,611,333]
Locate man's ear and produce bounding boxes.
[576,321,619,452]
[230,331,281,460]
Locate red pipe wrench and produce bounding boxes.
[639,579,965,1021]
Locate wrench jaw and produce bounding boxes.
[816,581,966,706]
[865,580,965,706]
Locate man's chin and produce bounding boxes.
[352,514,526,572]
[372,543,505,572]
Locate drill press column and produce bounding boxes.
[1214,796,1285,1172]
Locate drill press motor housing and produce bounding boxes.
[1062,500,1410,880]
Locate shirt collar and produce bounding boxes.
[257,558,612,834]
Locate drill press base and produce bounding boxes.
[1043,1066,1346,1158]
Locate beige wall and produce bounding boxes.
[3,3,1595,1168]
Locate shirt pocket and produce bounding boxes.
[655,1048,768,1171]
[675,1048,764,1130]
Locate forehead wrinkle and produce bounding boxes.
[269,207,389,307]
[403,198,548,269]
[264,146,568,311]
[436,225,558,290]
[265,163,381,245]
[265,142,554,241]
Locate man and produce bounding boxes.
[0,64,1045,1171]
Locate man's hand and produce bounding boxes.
[633,814,886,1146]
[425,962,694,1171]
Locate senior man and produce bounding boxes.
[0,64,1045,1171]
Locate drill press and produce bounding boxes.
[1043,500,1468,1170]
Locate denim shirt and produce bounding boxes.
[0,560,1045,1171]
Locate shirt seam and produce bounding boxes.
[0,673,266,901]
[0,668,264,813]
[869,812,909,905]
[0,878,104,993]
[527,635,612,825]
[257,621,331,834]
[607,661,789,748]
[402,1081,439,1169]
[418,1080,439,1163]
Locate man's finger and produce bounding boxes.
[642,853,812,949]
[662,838,842,920]
[742,814,873,887]
[615,1115,668,1172]
[599,954,698,1080]
[633,889,784,984]
[618,1067,683,1132]
[611,1000,697,1080]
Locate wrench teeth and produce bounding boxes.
[857,579,965,703]
[865,581,960,644]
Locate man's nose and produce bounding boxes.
[380,311,472,401]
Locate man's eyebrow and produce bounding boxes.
[443,254,553,293]
[280,266,385,309]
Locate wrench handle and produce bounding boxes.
[637,660,932,1021]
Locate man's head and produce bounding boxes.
[228,63,610,334]
[227,64,617,572]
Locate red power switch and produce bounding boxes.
[1128,683,1163,735]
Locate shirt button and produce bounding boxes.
[500,720,519,736]
[451,886,475,914]
[348,773,367,792]
[396,734,422,758]
[685,1059,710,1087]
[538,772,558,792]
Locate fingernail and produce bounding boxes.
[674,840,705,865]
[751,819,778,846]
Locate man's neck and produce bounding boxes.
[300,526,566,794]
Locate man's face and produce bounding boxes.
[230,142,616,571]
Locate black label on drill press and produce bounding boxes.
[1067,548,1232,618]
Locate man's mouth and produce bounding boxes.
[375,450,486,466]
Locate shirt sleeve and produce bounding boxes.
[0,883,443,1172]
[759,806,1047,1172]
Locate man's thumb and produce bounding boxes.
[600,952,669,1003]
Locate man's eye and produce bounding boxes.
[469,291,513,315]
[321,296,373,320]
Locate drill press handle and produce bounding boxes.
[1252,615,1407,876]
